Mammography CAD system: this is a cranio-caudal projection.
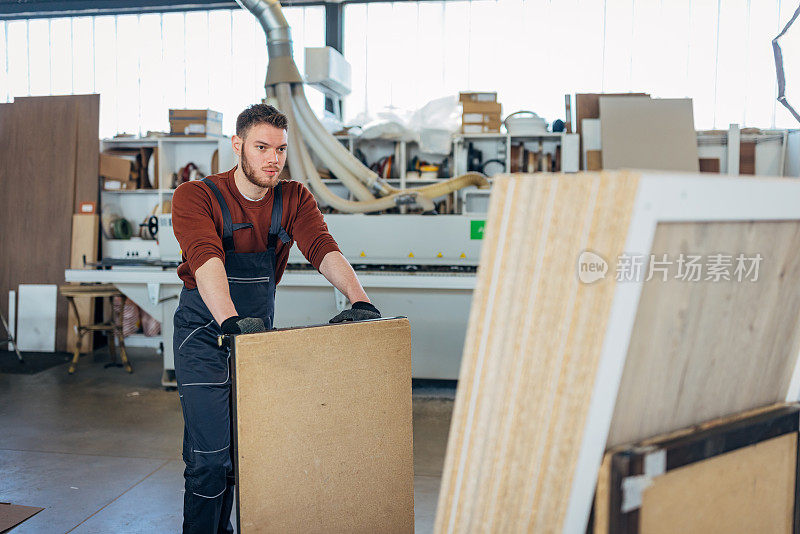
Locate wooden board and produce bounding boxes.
[232,317,414,533]
[594,404,799,534]
[0,98,79,351]
[599,97,699,172]
[434,171,800,534]
[435,171,641,533]
[66,214,100,353]
[641,434,795,534]
[575,93,649,170]
[0,503,44,532]
[17,95,100,212]
[739,140,756,175]
[699,158,720,173]
[0,96,99,351]
[609,221,800,446]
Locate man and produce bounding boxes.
[171,103,380,533]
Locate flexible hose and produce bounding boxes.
[289,94,377,201]
[291,84,397,196]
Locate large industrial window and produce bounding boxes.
[0,6,325,138]
[343,0,800,130]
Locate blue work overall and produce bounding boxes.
[173,177,291,534]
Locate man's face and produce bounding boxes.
[233,123,288,189]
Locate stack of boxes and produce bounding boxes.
[460,92,502,134]
[169,109,223,137]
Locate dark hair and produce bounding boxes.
[236,104,288,138]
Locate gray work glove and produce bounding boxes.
[329,301,381,323]
[221,316,266,335]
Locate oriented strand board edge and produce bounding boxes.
[434,176,516,534]
[561,171,648,534]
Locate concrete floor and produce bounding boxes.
[0,348,455,533]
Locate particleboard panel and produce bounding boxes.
[435,171,800,534]
[575,93,649,170]
[599,97,699,172]
[67,214,100,353]
[594,404,799,534]
[232,318,414,534]
[0,98,80,351]
[608,221,800,447]
[434,172,641,533]
[640,433,796,534]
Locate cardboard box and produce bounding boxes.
[169,109,223,137]
[462,112,502,124]
[462,101,502,114]
[99,153,134,182]
[462,123,501,134]
[459,91,497,103]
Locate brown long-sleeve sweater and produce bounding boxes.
[172,167,340,289]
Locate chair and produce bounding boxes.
[59,284,133,374]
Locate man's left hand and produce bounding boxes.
[329,301,381,323]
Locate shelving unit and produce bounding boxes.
[452,132,580,176]
[100,136,235,260]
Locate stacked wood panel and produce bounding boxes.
[435,171,800,533]
[0,95,99,352]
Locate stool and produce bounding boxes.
[59,284,133,375]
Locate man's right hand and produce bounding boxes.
[221,316,266,335]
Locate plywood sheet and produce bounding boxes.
[609,221,800,446]
[435,171,800,534]
[67,214,100,353]
[0,503,44,531]
[232,318,414,534]
[17,95,100,211]
[640,433,796,534]
[599,97,699,172]
[434,172,641,533]
[0,96,97,351]
[739,140,756,175]
[699,158,720,173]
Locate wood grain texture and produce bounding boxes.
[640,433,796,534]
[609,221,800,447]
[67,214,99,353]
[739,140,756,175]
[0,98,81,351]
[434,172,640,533]
[232,318,414,534]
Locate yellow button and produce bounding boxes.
[408,252,414,258]
[436,252,443,258]
[360,251,366,257]
[460,253,466,259]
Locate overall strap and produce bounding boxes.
[201,177,235,252]
[267,182,292,250]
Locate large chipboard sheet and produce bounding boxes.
[232,317,414,533]
[16,284,57,352]
[435,171,800,534]
[599,97,699,172]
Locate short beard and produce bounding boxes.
[240,150,273,188]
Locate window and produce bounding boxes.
[0,6,325,137]
[343,0,800,129]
